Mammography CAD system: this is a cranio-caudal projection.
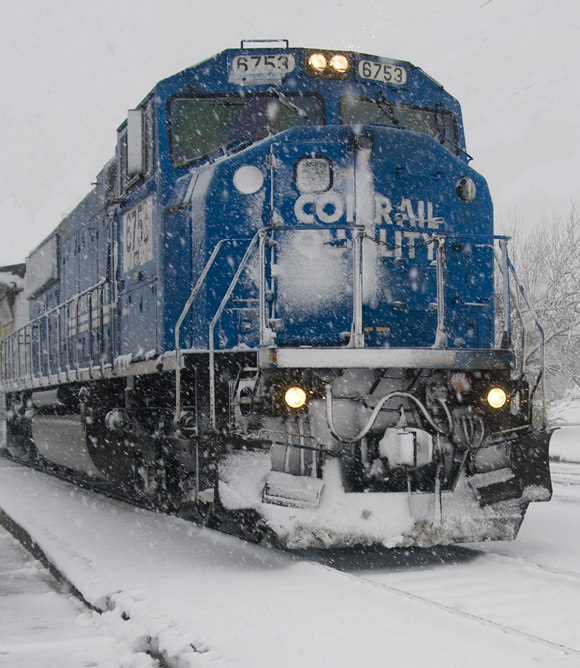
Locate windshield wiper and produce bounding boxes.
[267,87,308,119]
[434,133,473,162]
[221,125,272,157]
[376,92,399,125]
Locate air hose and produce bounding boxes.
[325,384,454,443]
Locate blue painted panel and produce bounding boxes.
[119,281,158,356]
[16,45,501,385]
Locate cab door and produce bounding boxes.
[268,139,355,347]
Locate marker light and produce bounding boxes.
[308,53,327,71]
[456,176,477,203]
[285,387,307,409]
[295,156,332,193]
[487,387,507,409]
[330,54,349,73]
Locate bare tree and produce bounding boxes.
[506,204,580,397]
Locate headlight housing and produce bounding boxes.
[306,51,351,79]
[456,176,477,203]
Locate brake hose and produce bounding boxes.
[325,384,454,443]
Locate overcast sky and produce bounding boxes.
[0,0,577,265]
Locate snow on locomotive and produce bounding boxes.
[0,43,552,548]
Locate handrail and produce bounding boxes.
[492,241,513,351]
[2,230,541,439]
[1,278,108,388]
[428,234,512,351]
[352,229,364,348]
[492,243,546,428]
[204,224,367,429]
[507,258,547,429]
[208,230,263,431]
[499,238,511,347]
[205,224,369,428]
[433,236,447,349]
[174,238,245,422]
[9,278,108,331]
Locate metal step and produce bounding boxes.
[262,471,325,509]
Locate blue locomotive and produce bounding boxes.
[0,42,552,548]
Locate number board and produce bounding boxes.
[229,54,296,84]
[358,60,407,85]
[123,195,153,272]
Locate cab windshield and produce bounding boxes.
[339,96,460,156]
[169,94,324,166]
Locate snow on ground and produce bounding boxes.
[349,487,580,653]
[549,394,580,462]
[550,428,580,464]
[0,458,577,667]
[319,425,580,657]
[0,523,156,668]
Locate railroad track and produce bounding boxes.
[356,570,580,656]
[313,462,580,657]
[551,460,580,493]
[549,460,580,504]
[299,537,580,657]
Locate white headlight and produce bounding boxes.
[330,54,349,73]
[487,387,507,409]
[285,387,307,409]
[295,157,332,193]
[308,53,327,71]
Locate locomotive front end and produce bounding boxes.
[0,44,552,551]
[212,52,552,548]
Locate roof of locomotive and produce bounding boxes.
[27,45,467,260]
[154,45,464,122]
